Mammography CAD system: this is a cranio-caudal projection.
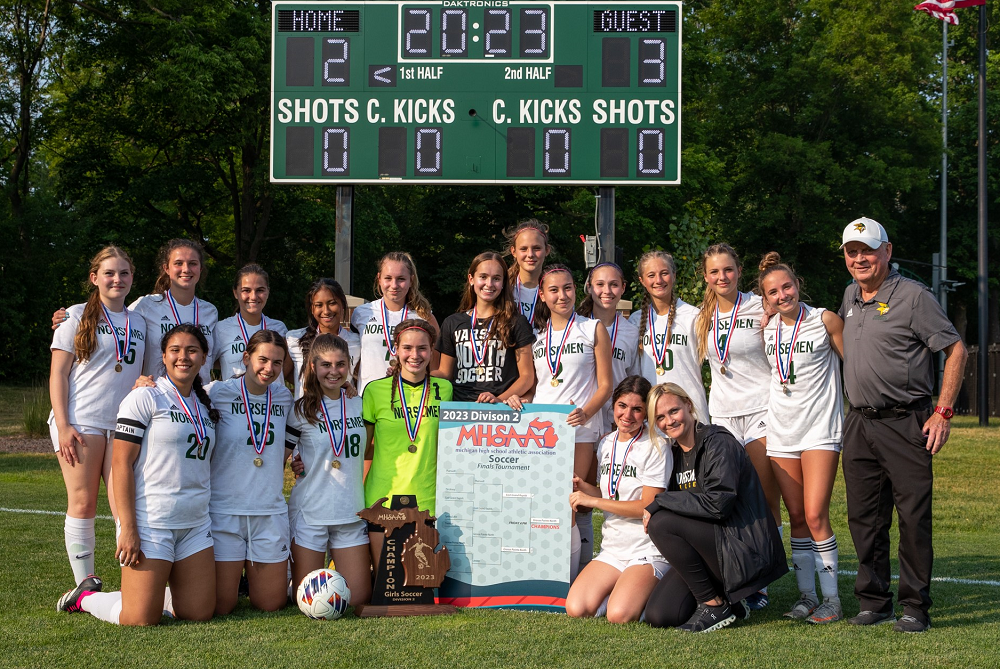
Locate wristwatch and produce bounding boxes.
[933,406,954,420]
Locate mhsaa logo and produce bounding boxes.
[458,418,558,449]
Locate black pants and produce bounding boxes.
[644,508,723,628]
[843,407,934,622]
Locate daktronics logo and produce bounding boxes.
[457,418,558,449]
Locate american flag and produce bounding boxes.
[914,0,986,25]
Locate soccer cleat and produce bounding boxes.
[676,603,736,633]
[735,599,751,621]
[806,598,843,625]
[745,590,769,611]
[56,574,103,613]
[847,609,896,626]
[783,594,819,620]
[893,615,930,633]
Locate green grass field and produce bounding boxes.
[1,409,997,668]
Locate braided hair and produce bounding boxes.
[635,251,677,357]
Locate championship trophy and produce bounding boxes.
[355,495,457,617]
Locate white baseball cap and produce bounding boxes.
[841,216,889,249]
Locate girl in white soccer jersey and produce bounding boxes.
[58,325,219,625]
[629,250,710,423]
[577,262,641,432]
[566,375,670,623]
[54,239,219,384]
[758,252,845,625]
[286,278,360,399]
[209,329,294,614]
[50,246,146,586]
[435,251,535,405]
[507,264,612,581]
[213,264,288,380]
[351,252,439,396]
[287,333,372,606]
[504,219,552,323]
[694,243,782,611]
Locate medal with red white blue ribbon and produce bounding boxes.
[166,376,207,450]
[240,375,272,467]
[545,312,576,386]
[381,300,409,356]
[397,375,429,452]
[647,308,670,376]
[100,304,130,373]
[469,305,492,375]
[607,427,643,501]
[237,312,266,348]
[319,390,347,470]
[775,304,805,395]
[166,290,199,326]
[516,277,537,323]
[713,293,742,375]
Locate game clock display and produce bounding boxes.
[270,1,681,184]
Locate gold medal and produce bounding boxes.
[253,457,263,467]
[782,384,790,396]
[115,363,123,373]
[476,366,485,375]
[550,377,559,387]
[719,365,727,375]
[656,365,666,376]
[408,444,418,453]
[331,460,341,470]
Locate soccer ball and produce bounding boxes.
[296,568,351,620]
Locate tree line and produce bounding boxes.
[1,0,997,381]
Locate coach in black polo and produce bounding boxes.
[837,216,968,633]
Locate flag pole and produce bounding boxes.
[977,2,989,425]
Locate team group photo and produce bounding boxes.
[1,0,998,667]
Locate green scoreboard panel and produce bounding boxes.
[270,1,681,184]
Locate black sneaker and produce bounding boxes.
[894,615,930,633]
[676,603,736,633]
[56,574,103,613]
[847,610,896,626]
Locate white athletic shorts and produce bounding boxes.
[767,442,843,459]
[210,512,290,563]
[573,412,604,444]
[117,519,214,563]
[593,552,669,579]
[713,410,768,447]
[289,513,369,553]
[49,421,112,453]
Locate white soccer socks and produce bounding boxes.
[64,515,96,585]
[80,591,122,625]
[813,535,839,601]
[790,536,816,600]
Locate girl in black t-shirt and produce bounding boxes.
[434,252,535,406]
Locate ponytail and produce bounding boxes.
[192,374,221,424]
[74,246,135,363]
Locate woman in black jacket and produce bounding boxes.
[642,383,787,632]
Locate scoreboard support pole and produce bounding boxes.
[597,187,615,266]
[335,185,354,294]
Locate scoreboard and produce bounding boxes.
[270,1,681,184]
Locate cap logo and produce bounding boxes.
[854,222,866,233]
